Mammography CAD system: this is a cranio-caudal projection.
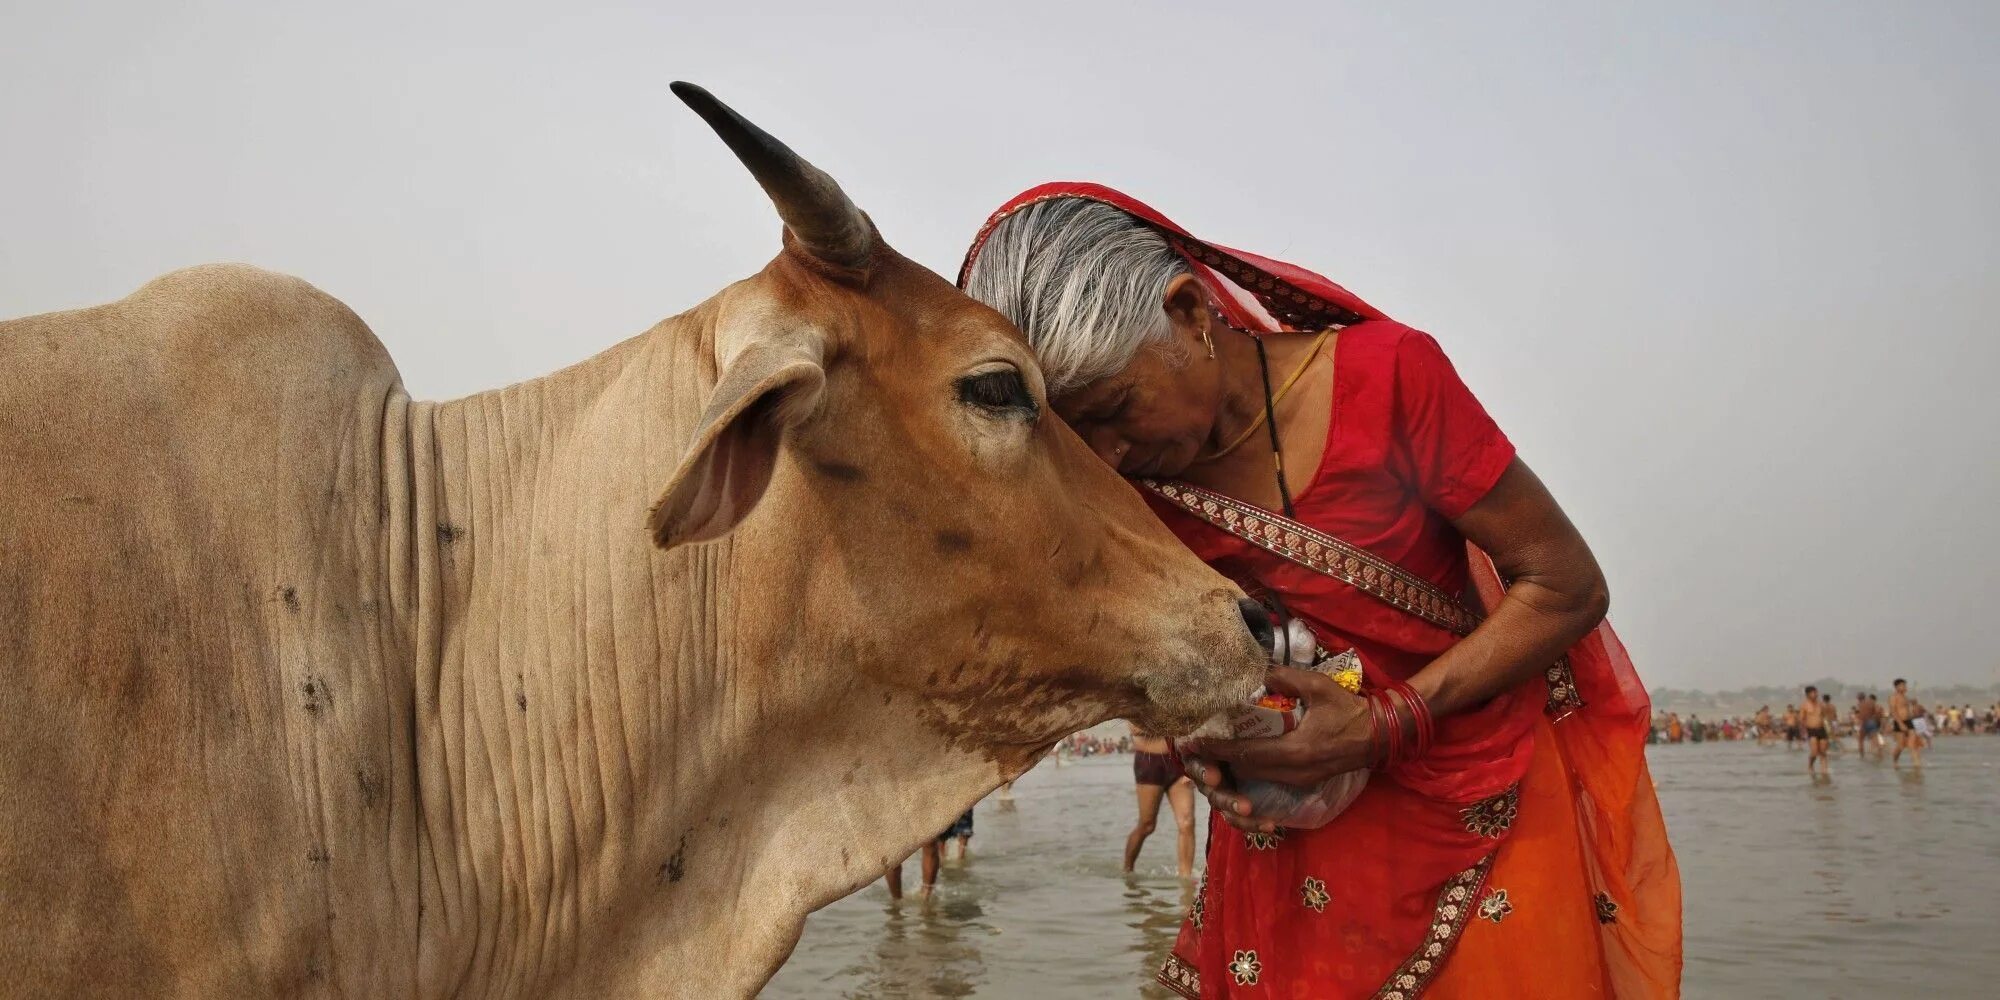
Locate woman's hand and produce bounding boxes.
[1180,753,1274,834]
[1184,666,1375,829]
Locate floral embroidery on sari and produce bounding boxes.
[1478,888,1513,923]
[1229,949,1263,986]
[1459,785,1520,838]
[1301,875,1330,913]
[1245,827,1286,850]
[1190,874,1207,930]
[1595,891,1620,925]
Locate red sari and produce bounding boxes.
[961,184,1682,998]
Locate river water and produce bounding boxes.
[765,736,1999,998]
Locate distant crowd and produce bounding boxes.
[1653,698,1997,744]
[1059,732,1135,758]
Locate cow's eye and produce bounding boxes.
[958,367,1038,418]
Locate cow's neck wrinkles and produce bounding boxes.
[396,301,1009,998]
[402,307,726,998]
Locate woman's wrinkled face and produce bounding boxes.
[1054,337,1222,479]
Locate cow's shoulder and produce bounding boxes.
[3,264,407,529]
[125,263,399,384]
[135,261,346,312]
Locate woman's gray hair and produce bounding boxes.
[962,198,1191,396]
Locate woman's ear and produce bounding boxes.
[1161,273,1208,334]
[1160,273,1214,360]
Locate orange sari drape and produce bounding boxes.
[1429,559,1682,998]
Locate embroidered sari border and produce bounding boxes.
[1156,952,1202,998]
[1142,479,1482,636]
[1374,855,1495,999]
[1544,656,1585,720]
[1166,235,1369,331]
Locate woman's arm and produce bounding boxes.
[1408,457,1607,716]
[1187,458,1605,826]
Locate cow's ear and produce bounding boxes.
[650,336,825,549]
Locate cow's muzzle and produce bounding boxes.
[1238,598,1274,656]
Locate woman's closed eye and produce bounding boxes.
[1100,390,1133,424]
[1075,389,1132,432]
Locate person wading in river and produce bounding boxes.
[1800,686,1832,777]
[1126,722,1199,879]
[1890,678,1922,769]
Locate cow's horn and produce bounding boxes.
[671,82,872,272]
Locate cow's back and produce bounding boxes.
[0,265,420,997]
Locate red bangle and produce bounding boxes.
[1395,688,1420,763]
[1372,690,1396,768]
[1376,689,1404,766]
[1366,692,1385,768]
[1390,689,1410,765]
[1410,687,1436,757]
[1386,680,1436,761]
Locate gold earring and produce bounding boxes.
[1202,325,1215,359]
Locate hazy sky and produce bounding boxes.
[5,1,1996,690]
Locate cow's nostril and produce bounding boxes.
[1237,598,1274,655]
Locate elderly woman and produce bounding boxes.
[959,184,1681,998]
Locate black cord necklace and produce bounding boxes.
[1250,335,1298,520]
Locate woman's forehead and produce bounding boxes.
[1053,374,1129,415]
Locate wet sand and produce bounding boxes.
[766,737,1999,997]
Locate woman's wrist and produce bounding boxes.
[1408,667,1454,719]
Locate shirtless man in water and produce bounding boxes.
[1800,686,1832,776]
[1125,723,1196,879]
[1854,692,1881,756]
[1890,678,1922,768]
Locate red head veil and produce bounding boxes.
[957,181,1389,333]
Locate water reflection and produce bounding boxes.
[852,868,988,999]
[1123,874,1195,997]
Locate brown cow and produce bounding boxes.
[0,84,1267,998]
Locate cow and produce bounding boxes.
[0,84,1268,998]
